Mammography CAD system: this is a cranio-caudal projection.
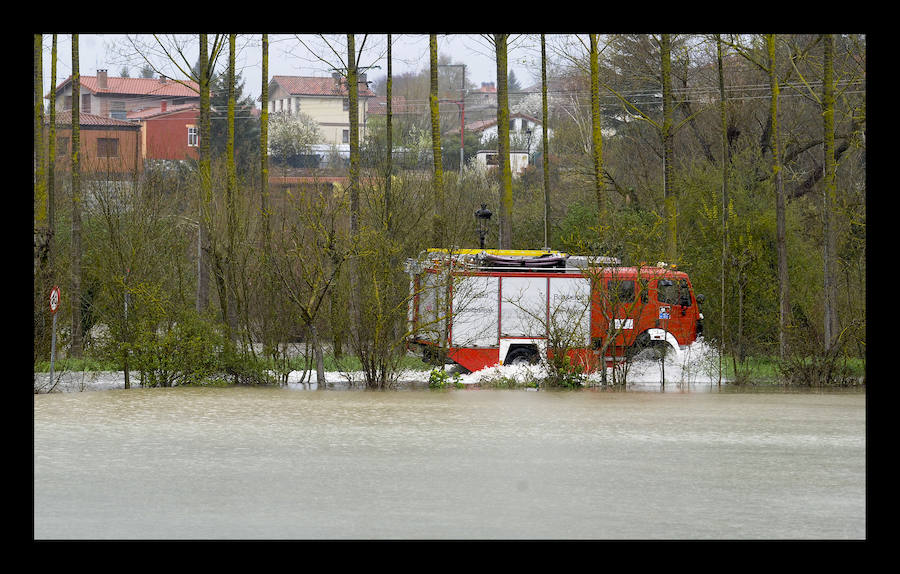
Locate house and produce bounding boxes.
[265,74,376,147]
[50,70,200,120]
[127,102,200,161]
[474,149,530,176]
[48,110,142,177]
[450,112,547,156]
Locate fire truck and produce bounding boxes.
[406,249,704,373]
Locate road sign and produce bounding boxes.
[659,306,670,320]
[50,286,60,314]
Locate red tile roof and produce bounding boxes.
[53,75,201,98]
[49,110,140,128]
[271,75,376,98]
[126,103,199,120]
[44,110,140,129]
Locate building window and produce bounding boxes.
[82,94,91,114]
[187,126,198,147]
[110,101,126,120]
[343,98,349,111]
[97,138,119,158]
[342,129,349,144]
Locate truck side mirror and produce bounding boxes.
[696,294,705,304]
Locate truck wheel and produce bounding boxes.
[628,332,676,361]
[505,347,538,366]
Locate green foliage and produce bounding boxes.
[129,311,224,387]
[542,354,586,388]
[209,67,260,168]
[268,111,322,167]
[428,368,463,389]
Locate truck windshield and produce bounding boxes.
[657,278,692,306]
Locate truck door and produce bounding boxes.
[592,276,650,353]
[656,277,693,344]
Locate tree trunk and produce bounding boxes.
[34,34,45,253]
[495,34,513,249]
[310,323,326,390]
[48,35,57,279]
[225,33,238,339]
[260,34,271,254]
[822,33,838,351]
[541,34,551,250]
[347,34,360,239]
[385,33,393,235]
[70,34,83,358]
[767,34,790,360]
[716,35,729,389]
[660,34,676,263]
[198,34,212,312]
[589,34,604,238]
[429,34,444,246]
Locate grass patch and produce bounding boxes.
[723,355,865,386]
[34,356,120,373]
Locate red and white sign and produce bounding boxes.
[49,286,61,314]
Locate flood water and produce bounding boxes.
[34,386,865,539]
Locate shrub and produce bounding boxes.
[130,312,224,387]
[428,368,464,389]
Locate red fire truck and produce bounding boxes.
[406,249,704,373]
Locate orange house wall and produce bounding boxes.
[50,126,142,175]
[143,110,200,161]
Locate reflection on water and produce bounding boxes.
[34,387,865,539]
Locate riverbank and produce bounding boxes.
[33,340,734,393]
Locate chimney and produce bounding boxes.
[160,100,167,113]
[97,69,107,89]
[358,72,367,88]
[159,74,167,84]
[332,72,342,90]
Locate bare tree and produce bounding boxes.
[122,34,225,313]
[660,34,676,263]
[541,34,551,250]
[589,34,604,237]
[716,34,729,389]
[724,34,791,361]
[70,34,83,358]
[822,33,838,352]
[494,34,513,248]
[429,34,444,246]
[34,34,46,263]
[260,34,271,254]
[48,35,58,279]
[385,33,394,235]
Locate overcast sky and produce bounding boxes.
[40,34,548,104]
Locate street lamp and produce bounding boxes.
[475,203,492,249]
